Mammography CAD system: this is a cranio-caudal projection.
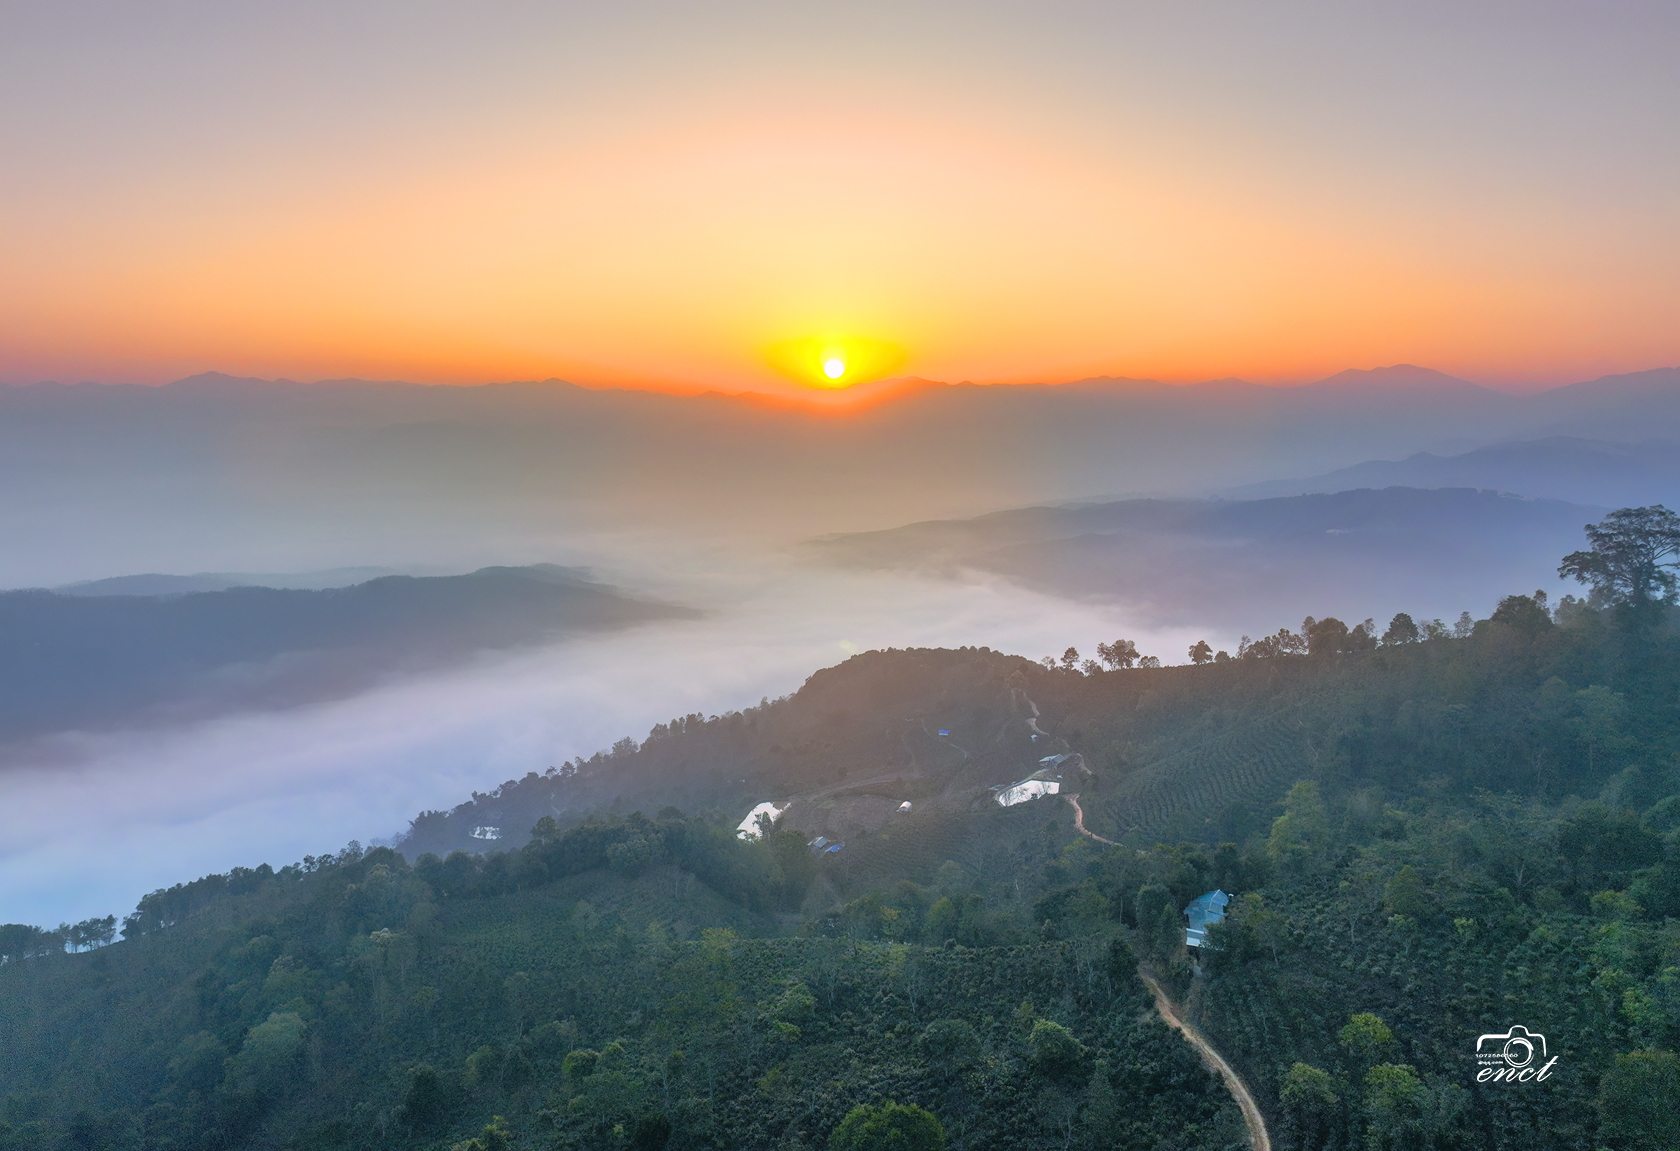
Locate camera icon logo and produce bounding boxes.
[1474,1026,1557,1082]
[1477,1025,1545,1067]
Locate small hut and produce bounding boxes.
[1184,890,1231,949]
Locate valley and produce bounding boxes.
[7,582,1679,1148]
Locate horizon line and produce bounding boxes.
[7,361,1679,404]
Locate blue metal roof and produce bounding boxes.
[1184,889,1231,948]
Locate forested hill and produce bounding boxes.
[7,587,1680,1148]
[0,565,693,741]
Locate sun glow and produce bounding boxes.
[766,336,906,390]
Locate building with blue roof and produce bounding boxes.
[1184,889,1231,949]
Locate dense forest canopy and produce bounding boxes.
[9,509,1680,1149]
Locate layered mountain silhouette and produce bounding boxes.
[0,565,693,743]
[54,567,412,596]
[807,487,1602,633]
[1,365,1676,585]
[1226,436,1680,509]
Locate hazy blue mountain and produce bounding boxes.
[0,365,1674,587]
[52,566,414,596]
[1522,366,1680,439]
[806,487,1603,634]
[1224,436,1680,507]
[0,565,693,743]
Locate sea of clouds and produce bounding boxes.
[0,555,1221,927]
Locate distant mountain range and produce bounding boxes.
[53,566,417,596]
[2,365,1677,584]
[1223,436,1680,509]
[0,565,693,745]
[806,487,1602,635]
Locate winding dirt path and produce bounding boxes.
[1137,967,1271,1151]
[1015,688,1051,738]
[1063,793,1119,846]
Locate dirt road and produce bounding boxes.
[1014,687,1053,739]
[1063,793,1119,846]
[1137,967,1271,1151]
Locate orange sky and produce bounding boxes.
[3,5,1677,395]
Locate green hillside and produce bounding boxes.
[8,552,1680,1148]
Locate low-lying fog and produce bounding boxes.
[0,557,1215,927]
[6,372,1655,930]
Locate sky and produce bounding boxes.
[4,2,1679,394]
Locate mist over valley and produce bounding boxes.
[10,7,1680,1145]
[5,366,1680,589]
[808,487,1602,633]
[3,366,1675,932]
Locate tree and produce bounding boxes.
[1234,893,1287,966]
[1095,640,1138,669]
[1361,1064,1427,1151]
[1338,1013,1397,1067]
[1303,616,1377,655]
[1077,1062,1121,1150]
[229,1011,306,1094]
[1134,885,1180,963]
[1380,613,1419,645]
[1559,504,1680,623]
[1026,1018,1085,1075]
[1571,685,1633,776]
[1473,794,1556,898]
[1239,627,1306,659]
[1304,616,1349,656]
[828,1101,945,1151]
[451,1116,511,1151]
[62,914,117,952]
[1279,1062,1340,1151]
[1060,647,1080,671]
[0,922,42,962]
[1382,865,1429,921]
[1188,640,1212,665]
[1337,868,1385,945]
[1267,782,1329,867]
[1490,592,1553,634]
[1598,1050,1680,1149]
[403,1065,450,1130]
[1034,1085,1078,1149]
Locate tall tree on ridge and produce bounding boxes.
[1560,504,1680,629]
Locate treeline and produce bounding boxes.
[0,917,116,963]
[100,811,817,952]
[1172,774,1680,1149]
[14,505,1680,1147]
[0,803,1239,1150]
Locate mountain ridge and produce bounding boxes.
[0,565,693,745]
[2,363,1676,588]
[1224,435,1680,507]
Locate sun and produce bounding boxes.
[765,336,906,390]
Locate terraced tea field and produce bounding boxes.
[1092,710,1312,841]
